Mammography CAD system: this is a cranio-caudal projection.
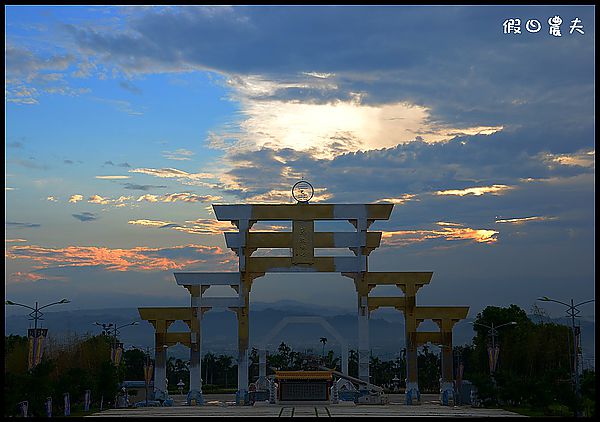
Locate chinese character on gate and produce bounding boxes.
[525,19,541,33]
[548,16,562,37]
[569,17,584,35]
[503,18,521,34]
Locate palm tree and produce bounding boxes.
[324,350,341,371]
[203,352,217,385]
[216,355,233,387]
[320,337,328,357]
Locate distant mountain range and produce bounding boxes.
[4,300,595,364]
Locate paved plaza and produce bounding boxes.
[87,394,524,417]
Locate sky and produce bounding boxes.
[5,5,595,323]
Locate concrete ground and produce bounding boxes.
[87,394,525,417]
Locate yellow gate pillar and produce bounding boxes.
[415,306,469,406]
[153,319,170,400]
[403,283,420,405]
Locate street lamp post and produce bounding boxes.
[5,298,70,369]
[537,296,594,417]
[6,298,70,334]
[470,321,517,387]
[95,321,138,365]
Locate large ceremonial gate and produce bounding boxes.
[139,185,469,406]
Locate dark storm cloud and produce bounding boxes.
[61,6,594,131]
[72,212,98,222]
[218,130,593,202]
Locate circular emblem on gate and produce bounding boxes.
[292,180,314,203]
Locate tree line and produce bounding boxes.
[4,304,595,416]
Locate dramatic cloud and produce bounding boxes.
[128,218,237,235]
[540,149,595,169]
[59,7,592,134]
[382,221,499,247]
[376,194,418,205]
[6,243,236,272]
[206,130,594,207]
[213,87,504,157]
[495,216,557,225]
[435,185,513,197]
[72,212,98,222]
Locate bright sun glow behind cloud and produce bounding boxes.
[239,99,503,157]
[212,76,504,158]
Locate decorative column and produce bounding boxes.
[358,294,370,386]
[355,218,371,387]
[439,324,454,406]
[153,320,168,400]
[236,268,252,405]
[236,305,250,405]
[404,283,420,405]
[188,292,204,405]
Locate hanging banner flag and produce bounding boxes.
[111,342,124,366]
[84,389,91,411]
[144,361,154,385]
[63,392,70,416]
[487,345,500,373]
[456,362,464,388]
[46,397,52,417]
[19,401,28,417]
[27,328,48,370]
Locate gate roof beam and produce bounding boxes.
[414,306,469,330]
[213,204,393,221]
[367,297,406,313]
[224,232,382,250]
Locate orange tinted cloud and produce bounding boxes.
[6,243,236,272]
[128,218,237,235]
[69,194,84,203]
[495,216,556,224]
[382,221,498,247]
[435,185,513,196]
[376,194,418,204]
[8,272,67,283]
